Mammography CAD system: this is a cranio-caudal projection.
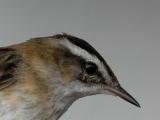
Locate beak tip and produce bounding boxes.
[131,100,141,108]
[137,104,141,108]
[134,101,141,108]
[110,85,141,108]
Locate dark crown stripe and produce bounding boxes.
[53,34,115,78]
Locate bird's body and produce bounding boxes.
[0,34,140,120]
[0,38,75,120]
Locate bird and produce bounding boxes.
[0,33,140,120]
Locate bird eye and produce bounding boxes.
[85,61,98,75]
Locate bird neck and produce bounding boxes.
[51,93,76,120]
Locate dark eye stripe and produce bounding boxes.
[64,34,115,78]
[53,34,115,78]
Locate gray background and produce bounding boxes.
[0,0,159,120]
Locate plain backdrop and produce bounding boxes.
[0,0,159,120]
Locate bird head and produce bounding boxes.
[0,34,140,119]
[47,34,140,108]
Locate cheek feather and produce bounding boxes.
[59,61,81,84]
